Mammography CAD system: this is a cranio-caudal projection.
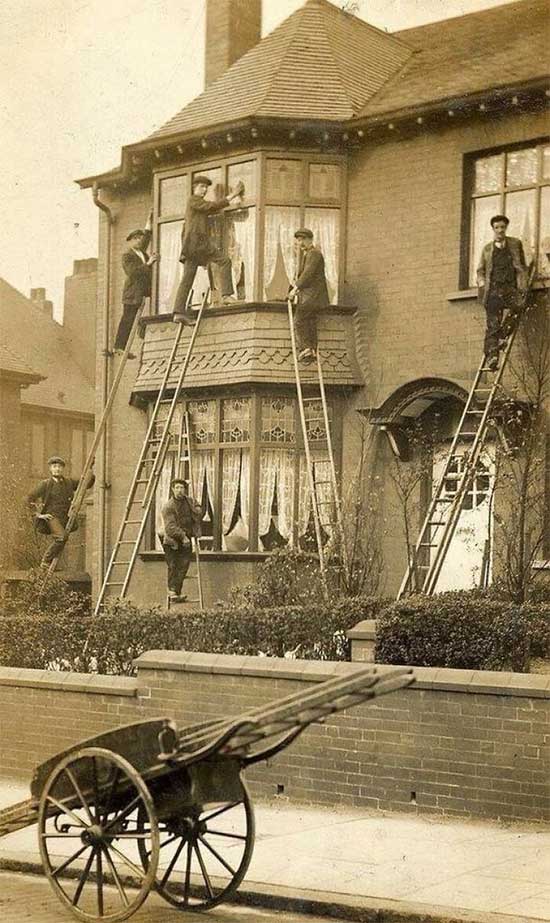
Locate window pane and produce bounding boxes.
[266,159,303,200]
[159,175,188,217]
[261,397,296,443]
[70,428,84,475]
[506,147,537,188]
[542,145,550,180]
[222,447,250,550]
[158,220,183,312]
[304,399,330,442]
[188,400,216,444]
[309,163,341,200]
[259,447,294,548]
[31,422,45,476]
[304,208,340,303]
[474,154,503,194]
[469,194,500,286]
[538,185,550,279]
[228,161,256,200]
[192,167,223,201]
[264,205,301,300]
[221,398,250,442]
[504,188,537,265]
[226,207,256,301]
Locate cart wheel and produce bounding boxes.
[38,747,159,922]
[138,781,255,911]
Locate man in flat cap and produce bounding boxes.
[160,478,203,602]
[27,456,95,568]
[477,214,528,370]
[289,228,330,362]
[173,175,244,323]
[114,222,157,354]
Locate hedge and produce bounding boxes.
[374,591,536,672]
[0,595,387,675]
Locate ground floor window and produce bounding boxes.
[151,392,341,553]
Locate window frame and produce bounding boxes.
[462,137,550,289]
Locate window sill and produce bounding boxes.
[141,302,357,325]
[447,280,550,303]
[139,550,270,563]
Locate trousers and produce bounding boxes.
[484,286,520,356]
[162,540,192,595]
[41,516,67,565]
[295,304,318,351]
[173,257,233,314]
[114,302,140,350]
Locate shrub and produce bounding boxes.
[0,594,387,675]
[228,549,329,609]
[519,602,550,660]
[375,591,531,673]
[1,569,90,619]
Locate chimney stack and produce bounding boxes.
[30,287,54,319]
[205,0,261,88]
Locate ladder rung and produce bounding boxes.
[111,561,132,566]
[466,409,484,414]
[125,520,143,525]
[428,521,446,527]
[118,539,137,544]
[419,542,437,547]
[460,432,478,438]
[434,497,453,503]
[105,581,124,586]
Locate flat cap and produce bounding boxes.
[48,455,66,466]
[126,229,147,241]
[193,175,213,186]
[294,228,314,239]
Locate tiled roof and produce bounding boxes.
[146,0,411,141]
[359,0,549,119]
[0,342,43,381]
[0,278,94,415]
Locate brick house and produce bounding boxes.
[78,0,549,604]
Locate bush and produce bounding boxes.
[228,549,329,609]
[1,569,90,619]
[0,594,387,675]
[375,591,531,672]
[519,602,550,660]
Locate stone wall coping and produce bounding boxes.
[347,619,377,640]
[0,666,137,697]
[135,651,550,697]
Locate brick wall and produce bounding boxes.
[1,654,548,823]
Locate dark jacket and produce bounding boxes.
[476,236,528,306]
[179,194,230,266]
[295,247,330,308]
[161,494,202,547]
[122,233,152,304]
[27,474,95,526]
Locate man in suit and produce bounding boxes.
[114,227,157,353]
[160,479,202,602]
[289,228,330,362]
[172,175,244,324]
[476,214,528,370]
[27,456,95,567]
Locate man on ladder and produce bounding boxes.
[160,478,202,604]
[113,218,157,356]
[289,228,329,362]
[27,456,95,569]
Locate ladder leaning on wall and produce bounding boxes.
[39,299,148,593]
[287,298,347,597]
[396,274,536,600]
[94,291,209,615]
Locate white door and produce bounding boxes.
[431,444,495,592]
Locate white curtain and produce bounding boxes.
[155,451,175,548]
[222,448,250,550]
[158,221,183,312]
[240,449,250,533]
[258,449,279,537]
[506,189,536,266]
[264,206,300,296]
[259,448,295,543]
[191,450,215,513]
[305,208,340,303]
[228,209,256,301]
[298,454,333,539]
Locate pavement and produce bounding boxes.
[1,777,549,923]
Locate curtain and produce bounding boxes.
[305,208,340,303]
[264,206,301,297]
[228,209,256,301]
[258,449,279,537]
[154,451,175,548]
[506,189,536,266]
[258,449,295,542]
[222,448,250,551]
[158,221,183,312]
[222,448,242,534]
[298,453,334,538]
[191,450,215,513]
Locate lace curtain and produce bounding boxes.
[298,454,334,538]
[258,449,295,543]
[154,450,176,548]
[222,448,250,550]
[264,206,300,297]
[191,450,215,513]
[158,221,183,312]
[228,209,256,301]
[304,208,340,303]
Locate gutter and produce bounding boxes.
[92,183,115,591]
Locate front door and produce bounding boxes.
[431,443,495,592]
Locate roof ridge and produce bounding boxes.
[394,0,538,37]
[306,0,413,52]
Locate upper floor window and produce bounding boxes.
[153,153,344,311]
[467,141,550,286]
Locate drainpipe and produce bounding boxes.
[92,182,115,591]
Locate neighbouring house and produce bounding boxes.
[0,262,97,573]
[77,0,550,605]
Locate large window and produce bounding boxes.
[151,392,341,553]
[153,154,344,310]
[467,141,550,286]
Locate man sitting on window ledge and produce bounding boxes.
[476,214,528,371]
[173,175,244,324]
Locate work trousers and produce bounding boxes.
[162,540,192,595]
[41,516,67,565]
[114,302,140,350]
[295,303,318,352]
[484,286,520,357]
[173,257,233,314]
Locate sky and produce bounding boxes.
[0,0,517,319]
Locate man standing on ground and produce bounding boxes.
[160,479,203,602]
[27,456,95,568]
[476,214,528,370]
[114,225,157,354]
[172,176,244,324]
[289,228,330,362]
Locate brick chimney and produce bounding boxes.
[205,0,262,88]
[30,287,54,319]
